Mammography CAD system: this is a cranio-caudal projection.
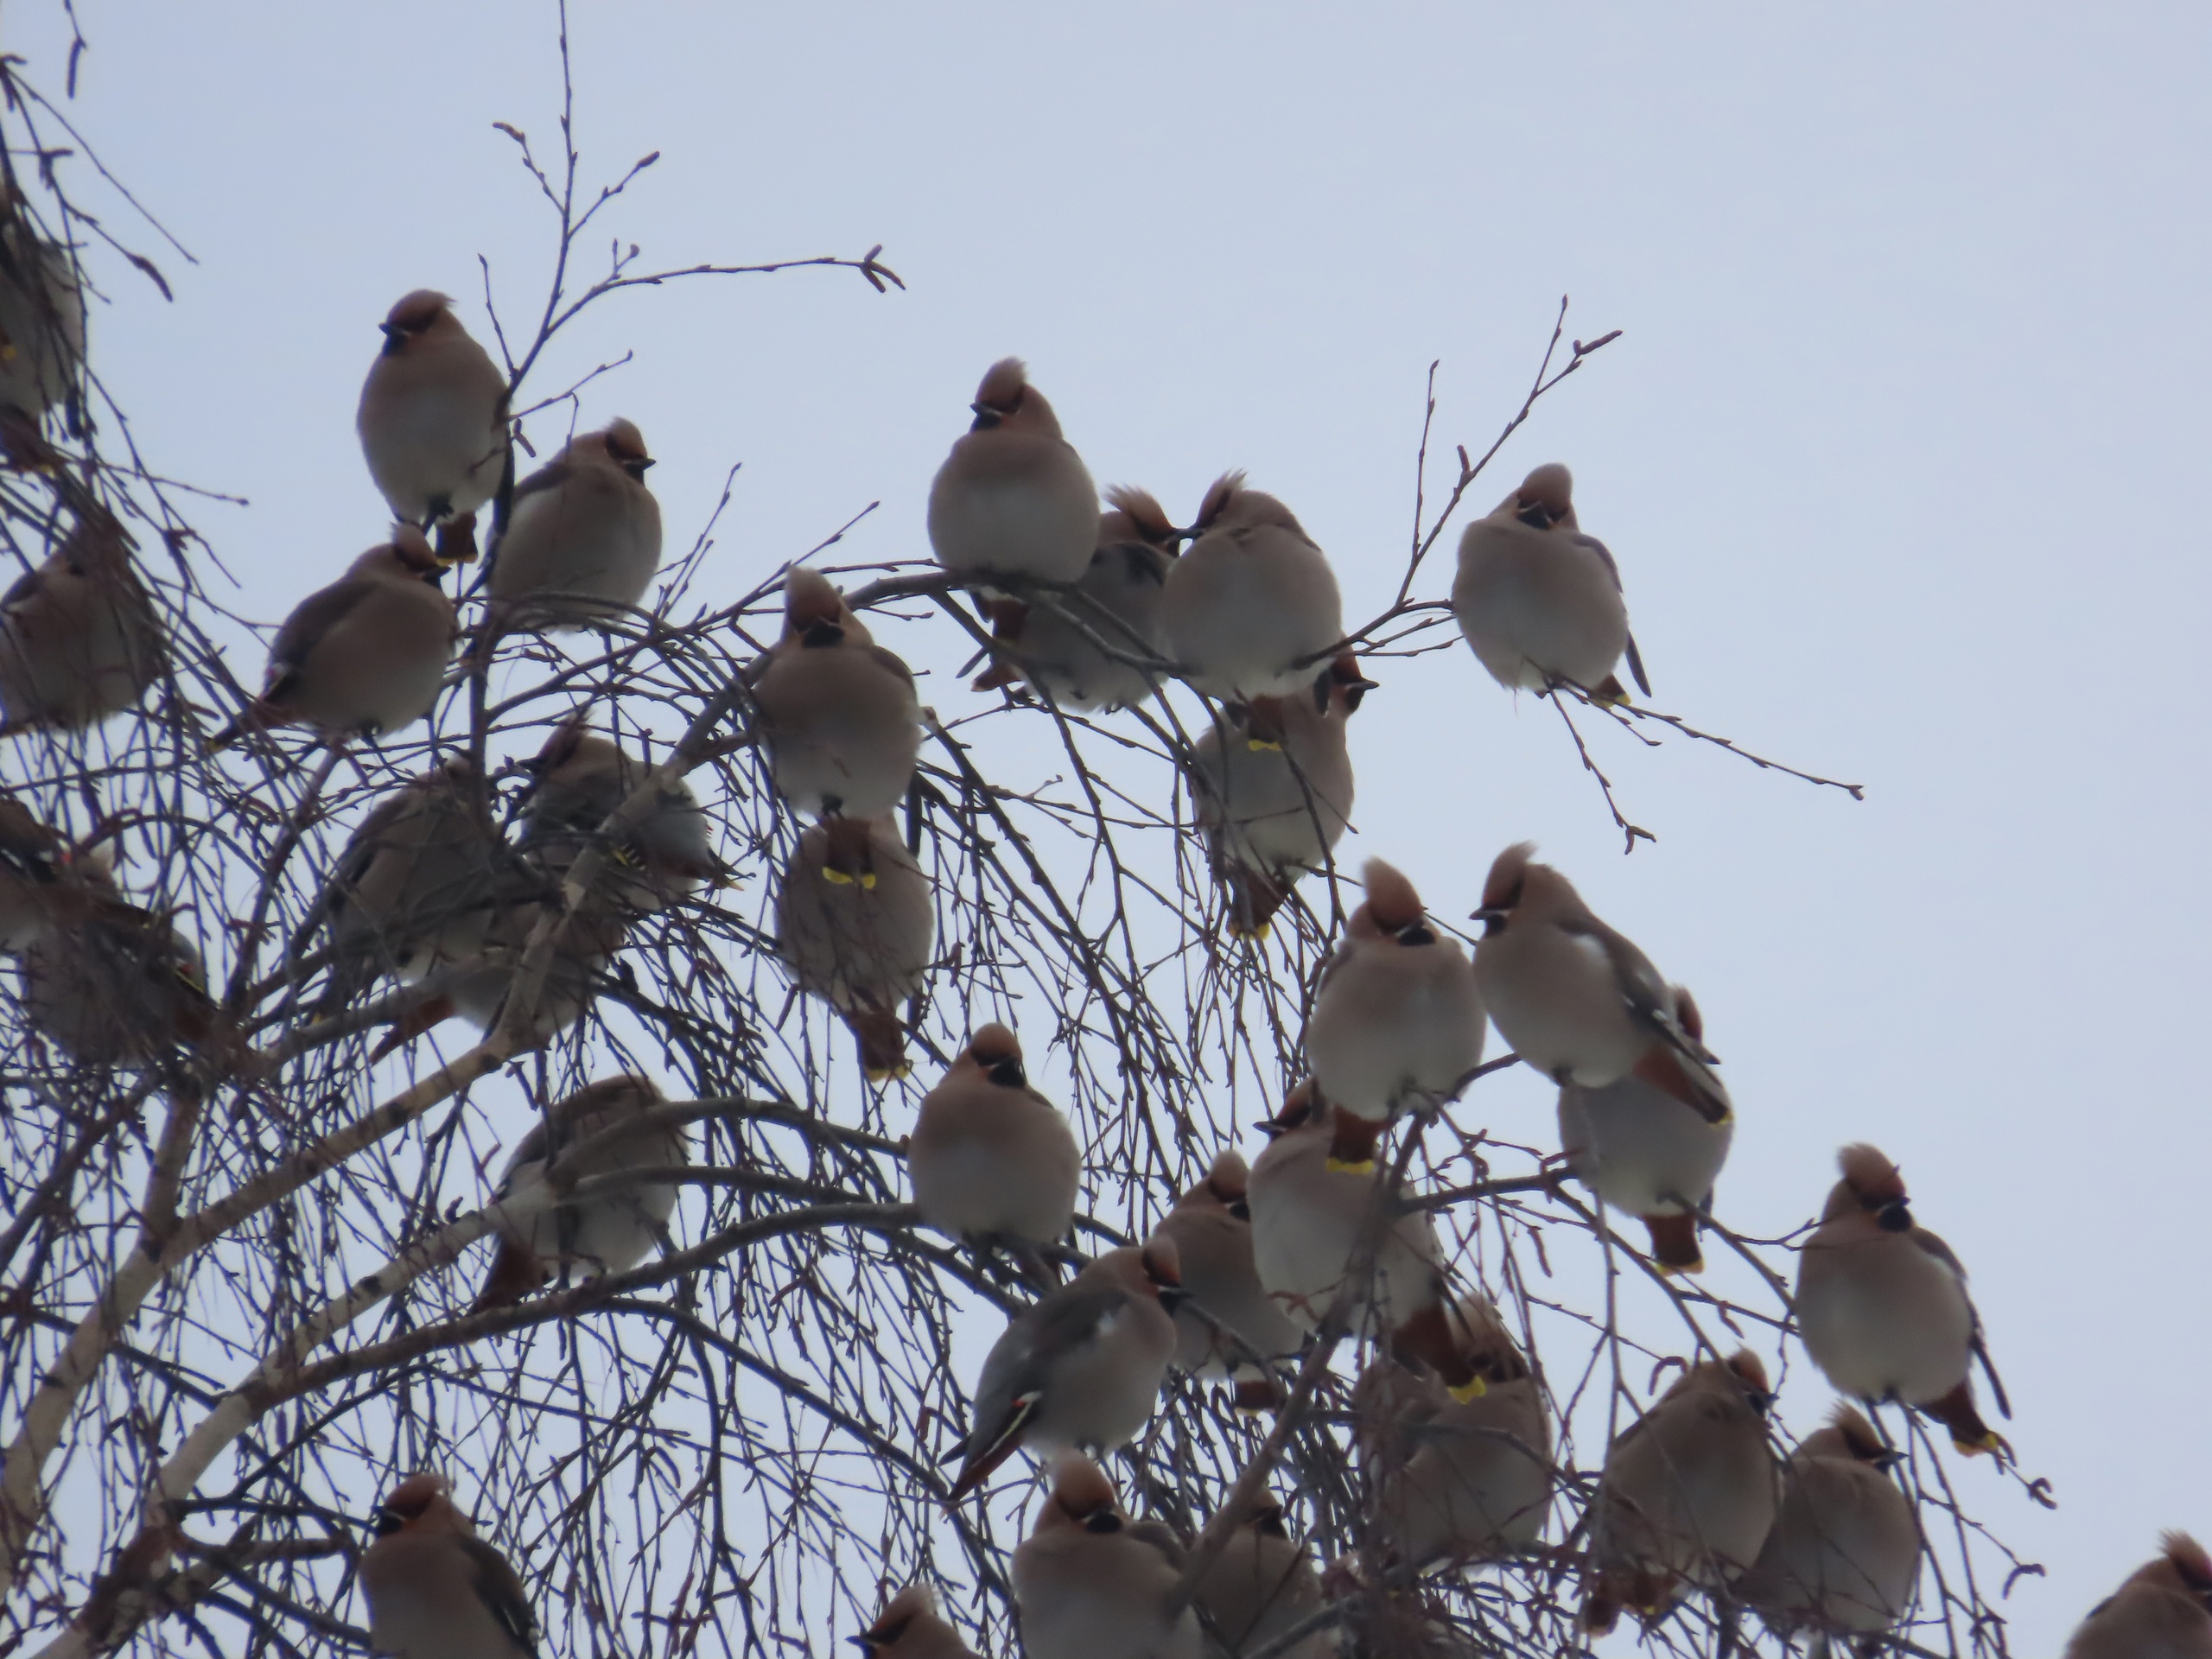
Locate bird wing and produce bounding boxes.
[1913,1225,2012,1418]
[265,577,377,694]
[460,1536,541,1658]
[506,458,574,508]
[1125,1519,1189,1570]
[866,644,918,693]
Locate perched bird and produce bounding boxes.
[0,195,85,448]
[1451,462,1647,703]
[486,420,661,632]
[19,847,222,1070]
[927,357,1097,588]
[973,488,1178,709]
[852,1586,980,1659]
[949,1237,1185,1497]
[476,1075,687,1307]
[1795,1144,2009,1457]
[1366,1297,1553,1567]
[1160,474,1344,702]
[1194,1495,1334,1659]
[369,893,630,1062]
[1556,983,1732,1274]
[1733,1403,1920,1641]
[211,527,456,748]
[1190,656,1369,938]
[1305,858,1485,1172]
[517,720,726,913]
[774,816,933,1081]
[749,568,921,851]
[1246,1083,1444,1338]
[909,1023,1080,1281]
[2063,1533,2212,1659]
[1471,843,1730,1125]
[358,1471,537,1659]
[1153,1148,1303,1412]
[0,511,167,735]
[1010,1455,1201,1659]
[355,289,510,563]
[0,793,63,950]
[306,757,513,1005]
[1583,1350,1780,1632]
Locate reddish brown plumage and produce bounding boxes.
[1360,858,1426,933]
[1479,841,1536,913]
[1641,1212,1703,1273]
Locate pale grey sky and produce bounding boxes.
[17,0,2211,1644]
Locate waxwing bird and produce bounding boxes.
[949,1237,1184,1497]
[476,1075,688,1307]
[359,1472,537,1659]
[1160,474,1344,702]
[0,511,167,735]
[1154,1148,1303,1411]
[854,1586,980,1659]
[2063,1533,2212,1659]
[486,419,661,632]
[1471,843,1730,1124]
[518,720,727,913]
[1583,1350,1780,1633]
[19,847,224,1070]
[356,289,510,563]
[1191,656,1369,938]
[774,816,933,1081]
[1010,1455,1201,1659]
[0,196,85,450]
[305,757,513,1007]
[1195,1495,1334,1659]
[973,487,1178,710]
[368,892,630,1062]
[749,568,921,831]
[1246,1083,1445,1338]
[1305,858,1484,1172]
[1451,462,1647,703]
[1795,1144,2009,1457]
[909,1023,1080,1281]
[927,358,1098,588]
[210,527,456,749]
[1369,1297,1553,1566]
[1557,983,1732,1274]
[1734,1403,1920,1640]
[0,793,63,950]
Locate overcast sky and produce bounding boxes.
[17,0,2211,1644]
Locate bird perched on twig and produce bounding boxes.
[0,192,85,458]
[517,720,727,913]
[1304,857,1485,1173]
[949,1237,1184,1497]
[1010,1455,1201,1659]
[1471,842,1731,1125]
[356,289,510,565]
[927,357,1097,594]
[774,814,932,1082]
[475,1074,688,1308]
[972,488,1179,710]
[1795,1143,2011,1457]
[358,1472,537,1659]
[1733,1402,1920,1643]
[1160,473,1344,703]
[209,527,456,750]
[1452,462,1648,704]
[1555,982,1732,1274]
[1190,655,1369,938]
[2063,1533,2212,1659]
[485,419,661,632]
[0,509,167,735]
[908,1023,1079,1287]
[851,1586,979,1659]
[1153,1148,1302,1412]
[1583,1350,1779,1632]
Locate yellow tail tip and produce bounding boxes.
[1656,1259,1706,1278]
[1244,737,1284,753]
[1447,1376,1488,1403]
[864,1062,914,1083]
[1324,1156,1376,1176]
[821,866,856,886]
[858,872,878,890]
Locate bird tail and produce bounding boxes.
[1641,1211,1705,1274]
[845,1005,909,1083]
[473,1236,549,1312]
[1923,1382,2008,1459]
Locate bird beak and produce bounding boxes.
[1157,1286,1190,1313]
[378,322,404,345]
[1469,906,1505,925]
